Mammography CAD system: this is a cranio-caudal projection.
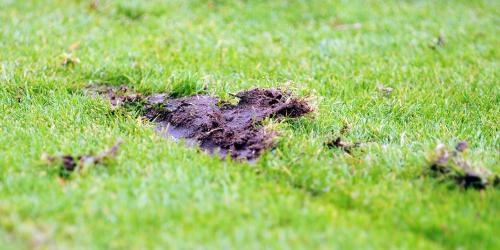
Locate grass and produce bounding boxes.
[0,0,499,249]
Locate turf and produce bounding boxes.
[0,0,499,249]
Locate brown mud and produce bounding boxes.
[86,85,312,161]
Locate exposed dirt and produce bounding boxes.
[87,85,312,161]
[428,141,499,190]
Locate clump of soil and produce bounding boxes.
[427,141,499,190]
[42,140,123,178]
[325,137,361,154]
[87,85,312,161]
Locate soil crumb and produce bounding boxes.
[428,141,499,190]
[42,140,123,177]
[87,85,312,161]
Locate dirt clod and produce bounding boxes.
[428,141,498,190]
[88,85,312,161]
[325,137,360,154]
[42,140,123,177]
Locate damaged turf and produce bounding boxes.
[427,141,499,190]
[87,85,312,160]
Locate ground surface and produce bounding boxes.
[0,0,499,249]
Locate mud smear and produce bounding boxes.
[86,85,312,161]
[428,141,499,190]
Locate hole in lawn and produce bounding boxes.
[86,85,313,161]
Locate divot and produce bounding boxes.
[87,85,313,161]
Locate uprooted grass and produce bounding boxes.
[0,0,499,249]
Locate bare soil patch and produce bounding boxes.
[86,85,312,161]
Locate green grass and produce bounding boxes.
[1,0,499,249]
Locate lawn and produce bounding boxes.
[0,0,499,249]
